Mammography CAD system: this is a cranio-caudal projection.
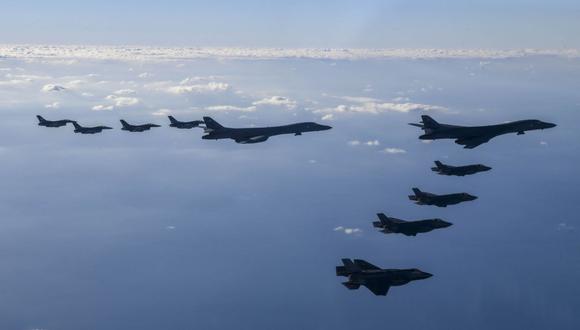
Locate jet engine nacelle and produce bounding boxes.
[237,136,269,144]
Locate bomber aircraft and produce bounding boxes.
[410,115,556,149]
[202,116,331,144]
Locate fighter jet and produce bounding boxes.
[336,259,432,296]
[409,187,477,207]
[37,115,73,128]
[168,116,204,129]
[431,160,491,176]
[71,121,112,134]
[120,120,161,132]
[373,213,452,236]
[410,115,556,149]
[202,116,332,144]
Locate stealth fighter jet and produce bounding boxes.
[409,188,477,207]
[72,121,112,134]
[168,116,204,129]
[410,115,556,149]
[373,213,452,236]
[202,116,331,144]
[336,259,432,296]
[431,160,491,176]
[37,115,73,128]
[120,120,161,132]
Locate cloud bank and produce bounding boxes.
[1,45,579,61]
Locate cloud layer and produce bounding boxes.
[1,45,579,61]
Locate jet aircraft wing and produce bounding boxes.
[454,135,494,149]
[364,279,391,296]
[354,259,381,271]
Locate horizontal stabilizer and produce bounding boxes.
[342,282,360,290]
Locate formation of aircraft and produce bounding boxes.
[373,213,452,236]
[37,112,557,297]
[37,115,332,142]
[336,259,432,296]
[202,116,332,144]
[408,187,477,207]
[431,160,491,176]
[410,115,556,149]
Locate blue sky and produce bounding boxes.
[0,52,578,329]
[0,3,579,330]
[2,0,580,48]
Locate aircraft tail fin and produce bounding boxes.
[120,120,130,128]
[203,116,224,130]
[421,115,441,129]
[412,188,422,195]
[376,213,390,226]
[168,116,179,124]
[36,115,47,123]
[71,121,81,129]
[336,258,361,276]
[434,160,444,168]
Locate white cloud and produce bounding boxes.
[333,226,363,235]
[365,140,380,146]
[252,96,297,109]
[321,114,334,121]
[138,72,152,78]
[1,45,577,61]
[105,95,139,107]
[348,140,379,147]
[206,105,257,112]
[92,104,114,111]
[152,108,172,116]
[41,84,66,92]
[315,98,447,117]
[0,79,31,87]
[382,148,407,154]
[114,89,136,95]
[165,81,230,95]
[45,102,60,109]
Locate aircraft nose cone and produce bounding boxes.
[441,221,453,228]
[419,271,433,279]
[545,122,556,129]
[482,166,492,171]
[320,125,332,130]
[470,195,478,200]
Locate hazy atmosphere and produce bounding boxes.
[1,1,579,330]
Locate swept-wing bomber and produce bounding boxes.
[202,116,331,144]
[410,115,556,149]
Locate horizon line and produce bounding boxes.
[1,44,579,61]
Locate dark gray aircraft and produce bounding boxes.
[373,213,452,236]
[410,115,556,149]
[202,116,332,144]
[409,187,477,207]
[336,259,432,296]
[168,116,204,129]
[72,121,112,134]
[431,160,491,176]
[37,115,73,128]
[120,120,161,132]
